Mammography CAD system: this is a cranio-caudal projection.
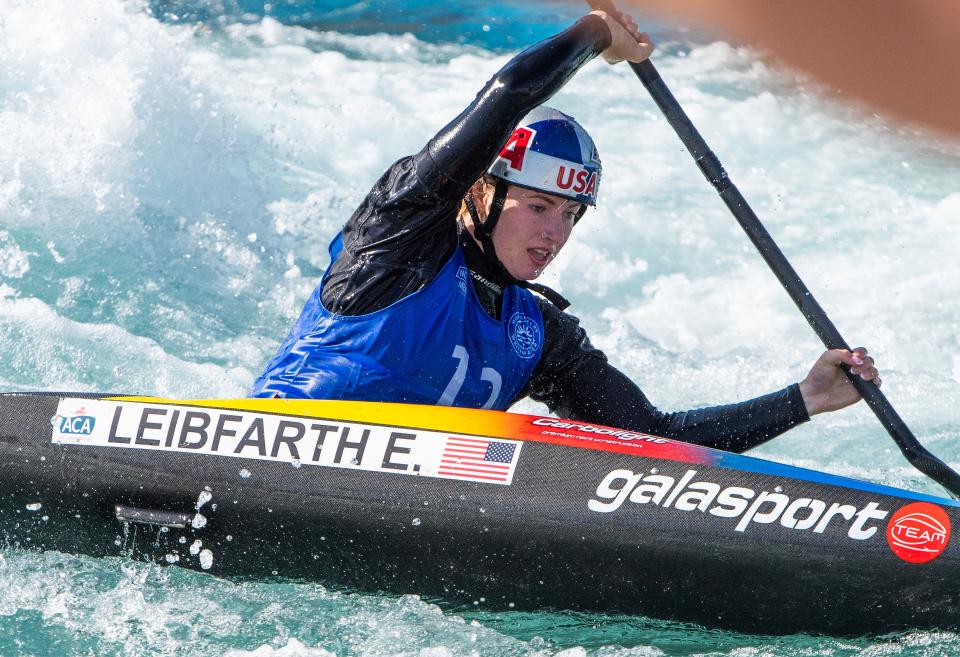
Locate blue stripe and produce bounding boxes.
[712,451,960,506]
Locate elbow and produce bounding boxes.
[484,61,546,108]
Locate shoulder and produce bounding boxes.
[532,296,606,364]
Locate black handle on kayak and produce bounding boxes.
[587,0,960,498]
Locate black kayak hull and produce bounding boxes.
[0,393,957,635]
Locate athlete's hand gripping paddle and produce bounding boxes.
[587,0,960,499]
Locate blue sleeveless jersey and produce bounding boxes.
[252,235,544,409]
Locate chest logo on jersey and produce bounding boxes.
[508,311,541,359]
[456,266,469,296]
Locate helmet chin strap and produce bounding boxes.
[465,179,571,311]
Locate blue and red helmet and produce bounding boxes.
[488,106,602,207]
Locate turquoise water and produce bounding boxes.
[2,0,960,654]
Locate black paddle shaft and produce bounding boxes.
[587,0,960,498]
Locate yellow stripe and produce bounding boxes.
[104,397,516,436]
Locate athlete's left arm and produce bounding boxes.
[518,300,810,453]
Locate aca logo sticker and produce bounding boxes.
[59,407,96,436]
[886,502,951,563]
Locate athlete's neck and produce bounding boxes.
[459,230,509,320]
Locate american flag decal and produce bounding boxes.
[437,436,520,484]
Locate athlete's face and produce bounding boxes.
[491,186,583,280]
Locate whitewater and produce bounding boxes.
[1,0,959,654]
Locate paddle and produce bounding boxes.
[586,0,960,499]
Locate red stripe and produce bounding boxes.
[440,459,510,474]
[440,457,509,469]
[439,467,509,479]
[444,448,487,456]
[444,447,487,456]
[437,469,508,482]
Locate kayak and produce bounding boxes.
[1,392,957,635]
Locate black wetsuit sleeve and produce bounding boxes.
[417,14,612,199]
[521,299,811,453]
[322,16,612,315]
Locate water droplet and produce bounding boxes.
[196,490,213,510]
[411,518,422,526]
[650,467,659,475]
[239,468,251,479]
[508,602,515,608]
[350,458,359,465]
[50,415,62,427]
[26,503,41,512]
[199,549,214,570]
[41,515,49,521]
[178,536,187,544]
[774,486,784,494]
[211,504,218,511]
[165,553,180,564]
[191,513,207,529]
[226,535,233,541]
[189,539,203,555]
[291,458,302,469]
[112,367,122,377]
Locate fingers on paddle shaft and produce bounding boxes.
[845,347,880,385]
[588,0,639,38]
[588,6,653,63]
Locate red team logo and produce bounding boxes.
[886,502,951,563]
[499,127,535,171]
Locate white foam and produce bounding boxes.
[0,231,31,278]
[224,638,334,657]
[0,285,252,396]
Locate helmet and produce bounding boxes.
[488,106,601,207]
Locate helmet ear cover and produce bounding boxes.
[470,177,510,245]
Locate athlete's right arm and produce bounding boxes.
[418,15,614,201]
[322,16,613,315]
